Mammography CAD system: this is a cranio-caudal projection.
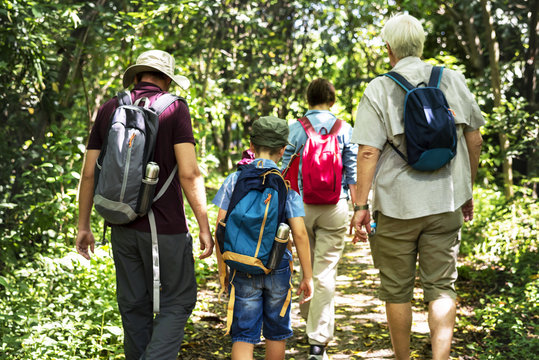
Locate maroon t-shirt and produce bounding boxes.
[87,82,195,234]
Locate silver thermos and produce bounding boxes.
[266,223,290,270]
[136,162,159,215]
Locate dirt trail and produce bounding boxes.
[180,236,435,359]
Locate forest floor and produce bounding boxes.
[179,235,480,360]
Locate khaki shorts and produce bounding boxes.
[369,210,463,303]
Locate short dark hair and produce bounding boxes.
[135,71,169,83]
[306,78,336,107]
[252,143,283,156]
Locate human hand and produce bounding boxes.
[76,229,95,260]
[462,199,474,222]
[350,210,371,244]
[297,276,313,305]
[198,231,214,259]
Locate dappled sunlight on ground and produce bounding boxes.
[180,234,457,359]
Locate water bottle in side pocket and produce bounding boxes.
[266,223,290,270]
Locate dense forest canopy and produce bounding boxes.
[0,0,537,359]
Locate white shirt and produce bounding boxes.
[352,57,485,219]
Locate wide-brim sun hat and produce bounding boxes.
[122,50,190,90]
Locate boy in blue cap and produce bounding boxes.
[213,115,313,360]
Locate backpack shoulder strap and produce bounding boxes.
[148,162,178,314]
[387,141,408,162]
[222,165,254,222]
[329,118,343,135]
[150,94,186,115]
[298,117,317,137]
[383,71,414,92]
[224,165,288,223]
[428,66,444,88]
[117,90,132,106]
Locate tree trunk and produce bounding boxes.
[523,0,538,108]
[480,0,513,198]
[444,3,484,76]
[524,0,539,197]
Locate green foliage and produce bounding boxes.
[461,186,538,264]
[0,239,218,359]
[458,186,539,358]
[1,0,538,357]
[0,246,123,359]
[0,124,87,269]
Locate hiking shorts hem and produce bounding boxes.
[370,210,462,303]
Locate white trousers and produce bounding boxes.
[300,198,348,345]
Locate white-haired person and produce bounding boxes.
[350,14,484,359]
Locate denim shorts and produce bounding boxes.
[229,259,293,344]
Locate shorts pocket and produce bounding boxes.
[368,235,380,269]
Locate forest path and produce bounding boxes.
[180,236,451,359]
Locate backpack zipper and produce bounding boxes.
[120,132,136,201]
[254,193,272,258]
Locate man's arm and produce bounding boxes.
[76,149,100,260]
[350,145,381,243]
[464,129,482,185]
[174,142,214,259]
[348,184,357,205]
[462,129,483,222]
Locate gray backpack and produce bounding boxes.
[94,90,186,314]
[93,90,183,224]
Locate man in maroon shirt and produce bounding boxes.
[75,50,213,360]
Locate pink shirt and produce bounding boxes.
[88,82,195,234]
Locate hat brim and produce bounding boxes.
[122,64,190,90]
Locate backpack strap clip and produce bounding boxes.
[133,96,151,109]
[117,90,132,106]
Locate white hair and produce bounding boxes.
[381,13,425,59]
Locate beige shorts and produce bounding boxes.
[369,210,463,303]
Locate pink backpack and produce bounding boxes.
[299,117,343,204]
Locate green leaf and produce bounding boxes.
[105,325,123,336]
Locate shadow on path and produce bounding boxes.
[180,235,471,359]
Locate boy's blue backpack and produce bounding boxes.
[383,66,457,171]
[216,162,289,275]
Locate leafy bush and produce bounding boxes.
[0,246,123,359]
[0,123,86,269]
[0,240,219,359]
[458,186,539,358]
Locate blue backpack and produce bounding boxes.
[383,66,457,171]
[216,162,289,275]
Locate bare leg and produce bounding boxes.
[232,341,254,360]
[429,298,456,360]
[265,339,286,360]
[386,302,412,360]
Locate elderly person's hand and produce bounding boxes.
[350,210,371,244]
[462,199,474,222]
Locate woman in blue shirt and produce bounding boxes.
[281,79,358,360]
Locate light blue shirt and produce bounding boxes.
[281,110,358,199]
[212,158,305,219]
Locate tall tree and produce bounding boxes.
[480,0,513,197]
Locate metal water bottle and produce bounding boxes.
[136,162,159,215]
[266,223,291,270]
